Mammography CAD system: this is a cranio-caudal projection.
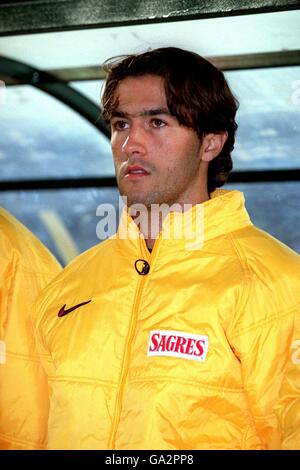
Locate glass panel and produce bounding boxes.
[0,11,299,69]
[74,68,300,173]
[1,182,299,267]
[0,188,120,266]
[71,80,104,106]
[0,85,114,181]
[227,66,300,171]
[227,181,300,253]
[2,72,299,181]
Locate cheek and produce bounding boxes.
[160,139,188,166]
[111,132,125,152]
[111,138,118,155]
[110,143,120,170]
[111,140,123,166]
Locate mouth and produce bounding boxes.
[124,165,150,179]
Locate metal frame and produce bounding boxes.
[1,170,300,192]
[0,0,300,36]
[3,50,300,86]
[0,55,109,136]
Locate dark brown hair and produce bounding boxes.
[102,47,239,193]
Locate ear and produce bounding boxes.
[200,132,228,163]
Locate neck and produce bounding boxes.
[131,186,210,250]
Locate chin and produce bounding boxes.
[127,197,151,209]
[120,185,165,207]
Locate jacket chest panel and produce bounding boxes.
[43,277,139,383]
[126,262,243,382]
[43,253,243,389]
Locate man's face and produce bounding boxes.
[110,74,205,208]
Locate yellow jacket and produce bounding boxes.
[33,189,300,449]
[0,208,61,449]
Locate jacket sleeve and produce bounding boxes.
[0,242,61,449]
[230,307,297,449]
[274,310,300,449]
[228,231,300,450]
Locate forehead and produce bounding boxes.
[114,75,167,112]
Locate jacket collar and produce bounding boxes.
[115,189,252,255]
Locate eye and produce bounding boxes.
[151,118,166,128]
[111,120,129,131]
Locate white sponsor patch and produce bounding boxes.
[148,329,208,362]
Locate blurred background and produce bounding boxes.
[0,0,299,265]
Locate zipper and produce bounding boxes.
[107,235,157,449]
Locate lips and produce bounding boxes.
[124,165,150,178]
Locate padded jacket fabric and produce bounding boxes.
[33,189,300,449]
[0,208,61,449]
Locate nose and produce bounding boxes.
[122,124,146,156]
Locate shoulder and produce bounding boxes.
[231,224,300,282]
[32,236,117,323]
[227,225,300,335]
[57,235,116,278]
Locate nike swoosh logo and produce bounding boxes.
[58,300,91,317]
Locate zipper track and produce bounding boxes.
[107,237,152,449]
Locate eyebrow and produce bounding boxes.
[111,108,172,119]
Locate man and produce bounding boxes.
[32,47,299,449]
[0,208,61,449]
